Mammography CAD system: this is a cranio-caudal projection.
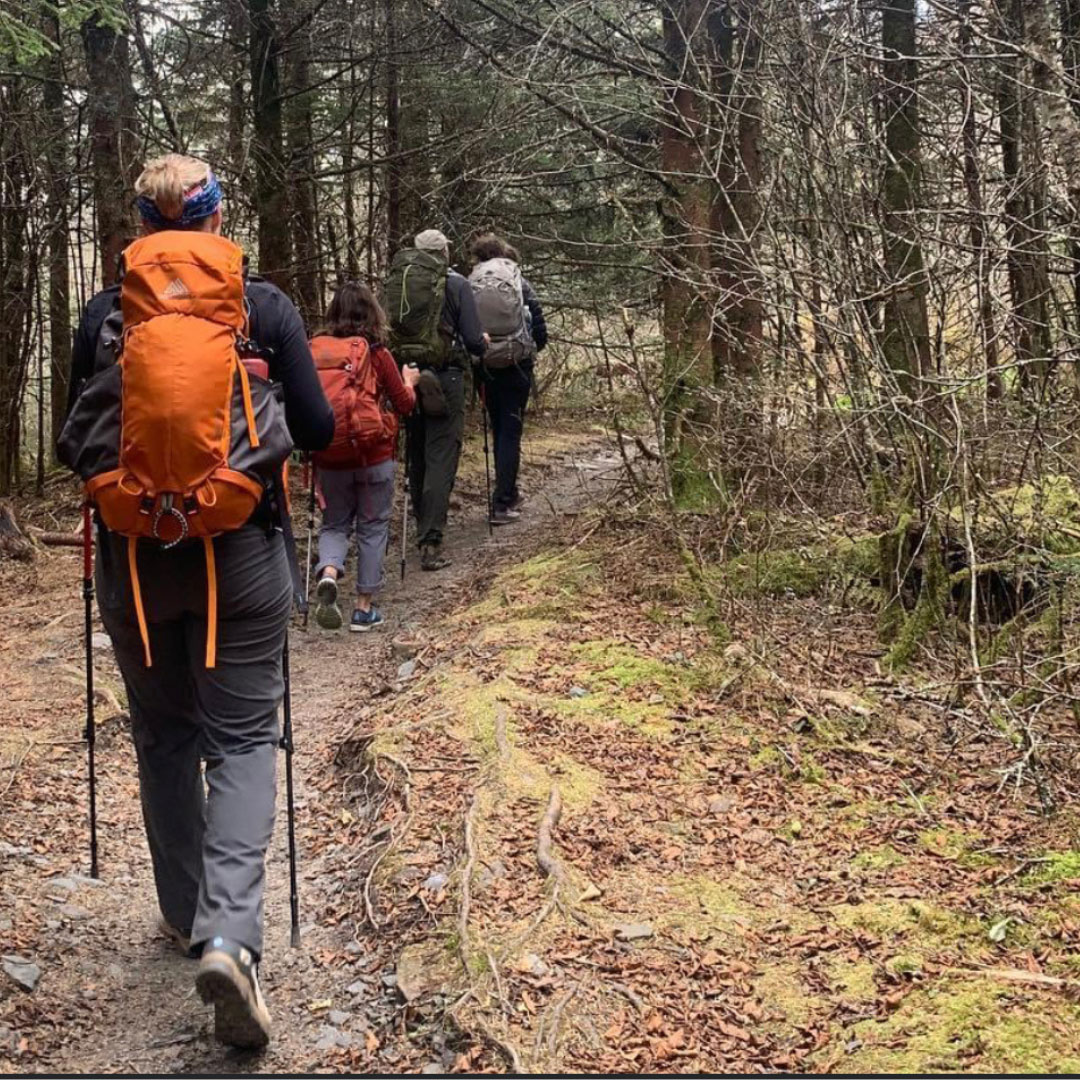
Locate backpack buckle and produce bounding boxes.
[151,494,189,548]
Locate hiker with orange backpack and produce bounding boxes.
[58,154,333,1050]
[308,282,419,632]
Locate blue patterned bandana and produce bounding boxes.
[136,170,222,229]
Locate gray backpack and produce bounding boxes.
[469,257,537,369]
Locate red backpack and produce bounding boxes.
[310,335,392,468]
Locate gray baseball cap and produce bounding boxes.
[414,228,449,252]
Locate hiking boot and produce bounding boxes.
[508,493,524,511]
[314,574,342,631]
[159,918,201,959]
[350,607,384,633]
[490,507,521,526]
[420,543,450,571]
[196,937,272,1050]
[416,369,449,418]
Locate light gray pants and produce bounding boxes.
[97,524,290,959]
[315,460,396,595]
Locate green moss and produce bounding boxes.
[840,980,1080,1074]
[831,898,974,943]
[749,745,825,784]
[711,534,880,601]
[1024,851,1080,885]
[754,962,815,1025]
[851,845,907,872]
[826,957,878,1004]
[884,520,947,671]
[885,954,924,976]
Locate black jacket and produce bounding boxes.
[521,279,547,353]
[69,277,334,452]
[442,270,487,361]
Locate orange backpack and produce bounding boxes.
[59,231,293,668]
[310,335,393,468]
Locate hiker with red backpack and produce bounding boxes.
[58,154,333,1050]
[386,229,488,570]
[468,233,548,525]
[308,282,419,632]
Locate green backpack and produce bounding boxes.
[385,248,449,367]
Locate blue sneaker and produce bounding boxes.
[350,607,384,633]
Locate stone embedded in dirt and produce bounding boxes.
[568,686,589,699]
[615,923,654,942]
[346,980,368,996]
[0,842,31,858]
[314,1024,350,1052]
[91,632,111,650]
[744,827,774,846]
[390,636,420,661]
[895,715,927,739]
[328,1010,349,1026]
[344,941,364,956]
[3,955,41,992]
[397,659,417,681]
[422,872,448,892]
[709,796,735,815]
[0,918,11,933]
[518,952,550,978]
[46,877,78,893]
[58,904,91,921]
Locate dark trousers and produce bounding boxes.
[97,524,291,958]
[484,365,532,511]
[407,366,465,547]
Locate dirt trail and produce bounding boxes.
[0,424,618,1075]
[5,420,1080,1075]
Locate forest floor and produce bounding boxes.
[3,415,1080,1075]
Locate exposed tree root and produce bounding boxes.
[458,793,480,973]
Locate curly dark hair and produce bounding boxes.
[469,232,511,264]
[320,281,389,345]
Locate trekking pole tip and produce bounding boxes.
[290,924,301,948]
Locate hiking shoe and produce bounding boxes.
[416,369,449,418]
[508,493,524,511]
[159,918,201,959]
[196,938,272,1050]
[350,607,384,633]
[490,508,521,526]
[420,543,450,571]
[314,575,342,631]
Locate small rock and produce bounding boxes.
[0,917,12,933]
[397,659,417,681]
[44,920,60,932]
[46,877,78,892]
[568,686,589,699]
[314,1024,345,1052]
[422,872,448,892]
[615,923,654,943]
[709,796,735,815]
[328,1009,349,1026]
[3,956,41,992]
[0,842,31,857]
[381,973,398,989]
[346,980,368,996]
[723,642,750,664]
[59,904,91,921]
[390,636,420,661]
[578,881,603,903]
[895,715,927,740]
[744,827,774,846]
[380,1046,402,1064]
[422,1064,445,1074]
[92,632,111,650]
[71,874,104,888]
[344,941,364,956]
[648,693,664,705]
[518,952,549,977]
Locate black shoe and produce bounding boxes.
[416,369,449,418]
[490,508,521,526]
[196,937,272,1050]
[420,543,451,571]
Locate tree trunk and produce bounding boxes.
[385,0,402,252]
[249,0,290,289]
[880,0,932,401]
[81,11,139,287]
[660,0,716,507]
[227,0,248,187]
[285,3,320,323]
[44,7,72,455]
[959,0,1002,399]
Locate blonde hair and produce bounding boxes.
[134,154,212,222]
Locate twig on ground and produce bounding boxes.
[458,793,480,974]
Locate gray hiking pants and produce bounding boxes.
[315,460,396,594]
[406,367,466,547]
[97,523,291,959]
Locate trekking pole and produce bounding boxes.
[480,386,494,536]
[280,632,301,948]
[401,425,410,582]
[302,457,315,630]
[81,503,100,879]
